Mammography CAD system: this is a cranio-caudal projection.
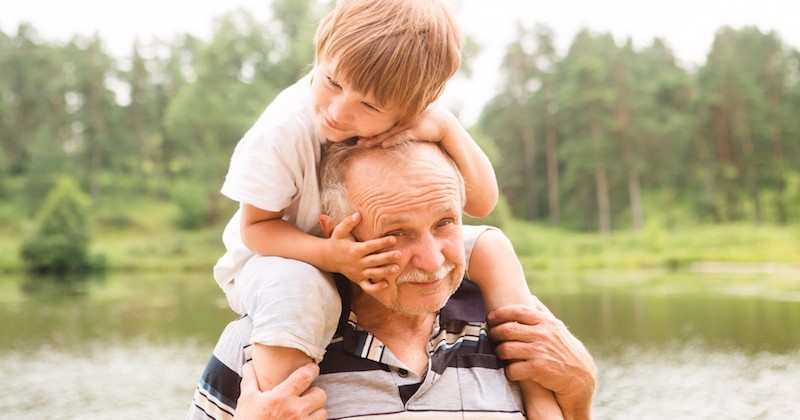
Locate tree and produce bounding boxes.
[696,27,790,223]
[556,30,618,235]
[20,177,95,274]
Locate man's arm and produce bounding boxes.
[488,303,597,420]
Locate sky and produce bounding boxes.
[2,0,799,125]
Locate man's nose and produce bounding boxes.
[409,232,445,273]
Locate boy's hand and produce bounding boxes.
[357,103,452,148]
[324,212,400,293]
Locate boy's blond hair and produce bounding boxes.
[314,0,462,123]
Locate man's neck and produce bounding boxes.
[351,290,437,376]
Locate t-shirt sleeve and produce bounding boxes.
[461,224,498,275]
[220,130,300,212]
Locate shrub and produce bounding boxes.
[20,177,95,274]
[171,181,212,230]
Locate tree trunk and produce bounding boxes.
[591,121,611,237]
[522,125,537,220]
[544,103,560,225]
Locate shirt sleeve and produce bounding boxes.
[461,224,498,275]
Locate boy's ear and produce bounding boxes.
[319,215,337,238]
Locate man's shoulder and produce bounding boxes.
[441,279,486,322]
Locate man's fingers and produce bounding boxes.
[239,362,259,393]
[493,340,541,362]
[489,320,541,343]
[272,363,319,396]
[488,304,544,327]
[301,386,328,415]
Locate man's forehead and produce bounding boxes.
[373,203,460,228]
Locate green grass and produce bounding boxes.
[505,218,800,273]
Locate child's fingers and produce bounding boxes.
[361,264,400,280]
[357,278,389,294]
[357,236,397,254]
[357,137,383,148]
[330,212,361,239]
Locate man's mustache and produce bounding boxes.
[396,263,456,285]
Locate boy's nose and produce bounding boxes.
[328,96,351,123]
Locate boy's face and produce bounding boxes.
[311,58,403,142]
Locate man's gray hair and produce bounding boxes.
[319,140,466,221]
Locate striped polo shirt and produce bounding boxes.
[188,276,525,419]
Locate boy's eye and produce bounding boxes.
[326,76,341,88]
[362,102,380,112]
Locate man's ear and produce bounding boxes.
[319,214,337,238]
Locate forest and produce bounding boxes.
[1,0,799,273]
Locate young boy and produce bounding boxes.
[214,0,562,417]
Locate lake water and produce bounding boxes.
[1,270,799,419]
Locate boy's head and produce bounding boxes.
[314,0,462,124]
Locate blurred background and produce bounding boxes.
[1,0,799,418]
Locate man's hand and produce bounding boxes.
[234,362,327,420]
[488,301,597,420]
[322,212,400,293]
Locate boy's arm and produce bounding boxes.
[240,203,330,268]
[520,381,565,420]
[435,106,499,218]
[240,204,399,289]
[466,228,535,310]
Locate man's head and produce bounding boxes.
[312,0,462,137]
[319,141,466,315]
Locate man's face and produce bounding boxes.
[310,57,402,142]
[346,145,466,315]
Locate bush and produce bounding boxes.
[171,181,213,230]
[20,176,97,274]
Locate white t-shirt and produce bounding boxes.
[213,73,327,288]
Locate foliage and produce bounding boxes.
[171,180,214,230]
[0,3,799,274]
[19,176,103,274]
[480,24,799,233]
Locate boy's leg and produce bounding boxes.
[233,256,341,391]
[252,345,312,391]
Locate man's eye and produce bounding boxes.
[437,219,454,228]
[385,231,403,237]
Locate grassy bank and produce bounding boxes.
[505,219,800,272]
[2,197,799,275]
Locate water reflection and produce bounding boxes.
[1,272,799,418]
[541,290,800,354]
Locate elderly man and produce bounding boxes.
[188,141,596,419]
